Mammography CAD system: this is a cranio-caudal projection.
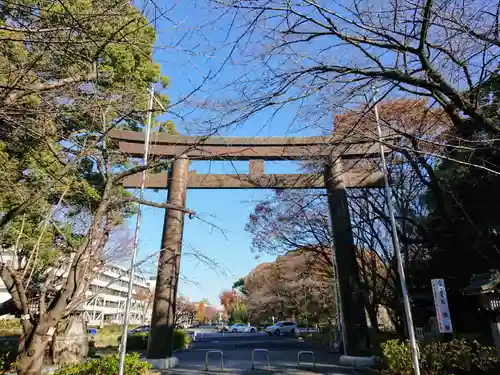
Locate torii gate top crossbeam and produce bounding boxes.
[122,169,384,189]
[110,130,393,160]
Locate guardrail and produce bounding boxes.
[251,349,271,370]
[297,351,315,369]
[205,350,224,371]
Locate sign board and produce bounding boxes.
[431,278,453,333]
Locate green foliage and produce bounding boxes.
[160,76,171,88]
[0,2,176,372]
[0,320,20,337]
[232,278,247,295]
[420,339,500,375]
[126,332,148,351]
[381,339,500,375]
[98,325,137,336]
[0,319,20,331]
[381,340,414,375]
[418,75,500,330]
[125,330,190,351]
[53,353,150,375]
[0,341,18,373]
[0,0,178,289]
[230,303,249,324]
[173,329,191,350]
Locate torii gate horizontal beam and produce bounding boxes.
[110,130,395,160]
[122,170,384,189]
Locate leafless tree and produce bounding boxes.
[243,249,337,325]
[244,98,455,334]
[210,0,499,135]
[174,296,197,327]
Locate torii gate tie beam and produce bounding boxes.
[110,129,395,359]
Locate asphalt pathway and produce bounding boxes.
[162,330,372,375]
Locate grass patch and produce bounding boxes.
[91,324,138,348]
[299,332,332,346]
[0,319,21,337]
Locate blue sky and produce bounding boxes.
[125,0,334,305]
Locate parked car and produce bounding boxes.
[116,325,149,345]
[128,325,149,334]
[266,321,297,336]
[229,323,257,333]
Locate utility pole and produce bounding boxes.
[372,88,421,375]
[118,85,155,375]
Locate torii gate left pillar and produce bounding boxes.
[147,156,189,359]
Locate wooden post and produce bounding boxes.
[324,159,371,356]
[147,156,190,359]
[249,160,264,177]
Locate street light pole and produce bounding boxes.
[372,89,421,375]
[118,85,155,375]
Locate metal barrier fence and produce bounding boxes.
[297,351,315,369]
[251,349,271,370]
[204,350,224,371]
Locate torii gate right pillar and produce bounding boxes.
[324,159,371,356]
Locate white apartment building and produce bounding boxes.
[0,250,154,325]
[79,264,153,326]
[0,251,21,309]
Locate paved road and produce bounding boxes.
[163,331,372,375]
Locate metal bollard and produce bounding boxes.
[297,351,315,369]
[251,349,271,370]
[205,350,224,371]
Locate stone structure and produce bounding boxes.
[462,269,500,348]
[110,129,395,360]
[51,316,88,366]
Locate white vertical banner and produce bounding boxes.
[431,278,453,333]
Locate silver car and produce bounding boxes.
[266,321,297,336]
[229,323,257,332]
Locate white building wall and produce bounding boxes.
[78,264,153,326]
[0,250,153,325]
[0,252,17,318]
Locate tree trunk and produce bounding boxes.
[17,331,48,375]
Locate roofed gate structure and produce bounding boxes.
[110,129,392,359]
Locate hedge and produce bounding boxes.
[53,353,150,375]
[126,330,190,351]
[381,338,500,375]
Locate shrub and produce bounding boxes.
[0,336,19,373]
[98,325,136,335]
[381,339,413,375]
[124,329,190,352]
[0,346,17,373]
[380,338,500,375]
[420,339,500,375]
[173,330,191,350]
[0,319,20,336]
[126,332,148,351]
[53,353,151,375]
[0,320,20,330]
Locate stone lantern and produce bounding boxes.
[461,269,500,348]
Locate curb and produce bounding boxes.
[339,355,376,368]
[145,357,179,369]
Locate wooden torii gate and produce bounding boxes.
[111,130,389,358]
